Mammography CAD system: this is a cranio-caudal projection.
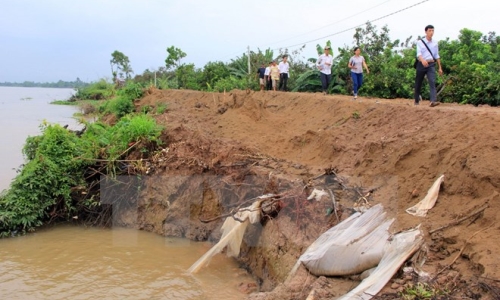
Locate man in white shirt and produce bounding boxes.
[316,46,333,95]
[414,24,443,107]
[264,62,272,90]
[278,55,290,91]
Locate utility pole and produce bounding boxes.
[154,71,157,87]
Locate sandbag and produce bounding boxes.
[300,204,394,276]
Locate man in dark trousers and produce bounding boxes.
[414,25,443,107]
[265,62,272,90]
[278,55,289,91]
[257,63,267,91]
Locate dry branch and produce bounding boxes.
[429,204,489,234]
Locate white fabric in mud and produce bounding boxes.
[299,204,393,276]
[188,199,263,273]
[406,175,445,217]
[337,227,424,299]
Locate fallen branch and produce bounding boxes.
[429,204,489,234]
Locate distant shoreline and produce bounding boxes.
[0,81,89,89]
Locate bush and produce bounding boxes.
[74,79,115,100]
[0,114,164,237]
[212,76,249,92]
[110,96,135,118]
[0,123,86,236]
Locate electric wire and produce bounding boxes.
[259,0,392,48]
[221,0,430,61]
[273,0,430,50]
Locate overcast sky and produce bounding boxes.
[0,0,498,83]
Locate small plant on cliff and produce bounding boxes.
[80,114,163,161]
[156,103,168,114]
[400,282,449,299]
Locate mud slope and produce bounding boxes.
[133,88,500,298]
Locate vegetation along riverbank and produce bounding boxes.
[2,23,500,298]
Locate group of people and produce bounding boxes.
[257,24,442,107]
[257,56,290,92]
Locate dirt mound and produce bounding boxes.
[132,88,500,298]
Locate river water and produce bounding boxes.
[0,87,255,299]
[0,87,80,192]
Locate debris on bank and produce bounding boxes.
[188,194,280,274]
[406,175,445,217]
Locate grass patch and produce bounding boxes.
[400,282,450,300]
[50,100,79,105]
[156,103,168,114]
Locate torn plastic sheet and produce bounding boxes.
[338,226,424,299]
[406,175,445,217]
[188,198,266,273]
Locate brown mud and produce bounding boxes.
[115,88,500,299]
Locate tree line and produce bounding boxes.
[0,78,89,89]
[81,23,500,106]
[7,23,499,106]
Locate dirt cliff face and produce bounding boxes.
[117,88,500,298]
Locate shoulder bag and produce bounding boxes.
[414,39,437,68]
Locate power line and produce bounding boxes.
[259,0,392,48]
[272,0,430,51]
[221,0,429,62]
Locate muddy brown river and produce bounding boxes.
[0,225,253,299]
[0,87,255,299]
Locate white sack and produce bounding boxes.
[300,204,393,276]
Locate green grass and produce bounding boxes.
[156,103,168,114]
[50,100,79,105]
[400,283,450,299]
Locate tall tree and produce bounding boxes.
[110,50,133,80]
[165,46,187,71]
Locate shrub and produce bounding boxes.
[0,123,86,236]
[74,79,115,100]
[0,114,164,237]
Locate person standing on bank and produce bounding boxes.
[317,45,333,95]
[278,55,290,91]
[264,61,272,91]
[270,61,280,91]
[257,63,266,91]
[348,47,369,100]
[415,25,443,107]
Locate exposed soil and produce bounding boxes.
[116,88,500,299]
